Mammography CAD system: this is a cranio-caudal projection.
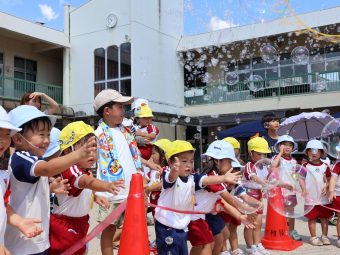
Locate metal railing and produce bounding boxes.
[184,71,340,105]
[0,76,63,103]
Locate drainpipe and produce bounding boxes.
[63,4,71,106]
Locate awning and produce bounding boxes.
[217,120,266,139]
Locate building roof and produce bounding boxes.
[0,11,70,48]
[178,6,340,51]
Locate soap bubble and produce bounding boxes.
[247,74,264,92]
[267,164,315,218]
[165,236,173,245]
[291,46,309,65]
[210,114,220,118]
[184,116,191,123]
[233,195,261,214]
[196,126,202,132]
[217,126,222,132]
[193,133,201,140]
[170,118,179,127]
[225,72,238,86]
[260,45,277,64]
[321,118,340,159]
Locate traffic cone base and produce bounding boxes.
[261,187,302,251]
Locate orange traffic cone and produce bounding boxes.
[118,174,150,255]
[261,187,302,251]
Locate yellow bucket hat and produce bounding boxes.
[223,137,240,149]
[59,121,94,151]
[247,137,271,154]
[153,139,172,154]
[166,140,195,160]
[135,105,153,118]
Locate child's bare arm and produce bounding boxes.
[6,205,43,238]
[329,174,337,201]
[271,148,283,168]
[78,175,125,194]
[34,137,97,177]
[202,168,241,186]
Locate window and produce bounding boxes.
[93,42,131,97]
[13,57,37,96]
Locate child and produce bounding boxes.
[134,104,159,160]
[300,139,332,246]
[329,145,340,247]
[154,140,241,255]
[271,135,301,240]
[93,89,142,255]
[0,106,44,252]
[243,137,271,255]
[49,121,124,255]
[261,113,280,157]
[189,140,256,255]
[5,105,96,255]
[223,137,245,165]
[145,139,171,217]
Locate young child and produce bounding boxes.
[223,137,245,165]
[93,89,142,255]
[261,113,280,157]
[145,139,171,217]
[134,104,159,160]
[5,105,96,255]
[154,140,241,255]
[0,106,44,253]
[189,140,256,255]
[49,121,124,255]
[271,135,301,241]
[300,139,332,246]
[329,145,340,247]
[243,137,271,255]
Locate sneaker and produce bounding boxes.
[149,240,157,248]
[321,235,331,245]
[246,246,261,255]
[231,248,245,255]
[220,251,231,255]
[310,237,323,246]
[256,243,270,255]
[146,216,154,226]
[336,239,340,248]
[289,230,302,241]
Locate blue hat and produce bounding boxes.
[43,127,61,158]
[8,105,57,128]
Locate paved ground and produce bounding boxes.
[87,203,340,255]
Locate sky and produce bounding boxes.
[0,0,340,34]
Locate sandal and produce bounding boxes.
[310,237,323,246]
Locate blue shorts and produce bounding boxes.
[205,213,225,236]
[155,220,188,255]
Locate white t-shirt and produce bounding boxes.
[300,162,331,205]
[331,161,340,196]
[0,170,9,245]
[5,151,50,254]
[95,126,137,202]
[155,171,206,230]
[273,155,298,196]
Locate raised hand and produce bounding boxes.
[78,136,97,160]
[106,179,125,195]
[50,177,70,194]
[170,157,180,173]
[17,218,43,238]
[223,168,241,184]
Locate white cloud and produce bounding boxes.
[38,3,58,21]
[207,16,236,31]
[59,0,66,5]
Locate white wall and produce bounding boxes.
[68,0,184,115]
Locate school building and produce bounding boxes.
[0,0,340,154]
